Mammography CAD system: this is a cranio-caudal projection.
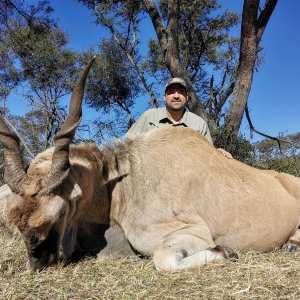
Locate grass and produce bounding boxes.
[1,200,300,299]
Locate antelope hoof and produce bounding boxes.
[214,245,239,261]
[282,241,298,252]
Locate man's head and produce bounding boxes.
[164,78,188,112]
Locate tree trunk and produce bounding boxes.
[224,0,278,136]
[143,0,209,122]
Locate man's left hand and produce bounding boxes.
[217,148,233,159]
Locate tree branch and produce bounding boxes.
[166,0,180,75]
[257,0,278,43]
[143,0,168,57]
[215,82,235,114]
[103,19,160,108]
[245,103,300,149]
[208,75,215,113]
[5,0,33,25]
[0,111,34,158]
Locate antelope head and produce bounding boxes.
[1,57,95,271]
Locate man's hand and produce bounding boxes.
[217,148,233,159]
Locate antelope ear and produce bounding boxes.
[69,183,82,201]
[102,147,130,183]
[0,184,12,201]
[60,177,82,202]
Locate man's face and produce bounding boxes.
[164,84,188,111]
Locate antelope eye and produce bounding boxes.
[30,235,39,246]
[60,210,66,216]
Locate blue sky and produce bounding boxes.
[9,0,300,142]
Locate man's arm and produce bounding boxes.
[125,111,149,139]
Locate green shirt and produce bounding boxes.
[125,107,213,144]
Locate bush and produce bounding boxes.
[212,127,255,165]
[260,156,300,177]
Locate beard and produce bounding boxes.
[168,101,185,111]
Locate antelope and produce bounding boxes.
[1,57,300,272]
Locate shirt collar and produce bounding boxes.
[158,107,188,126]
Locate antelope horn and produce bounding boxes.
[0,114,28,194]
[41,56,96,194]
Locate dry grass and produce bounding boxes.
[1,201,300,300]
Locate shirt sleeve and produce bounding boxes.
[125,112,148,138]
[203,124,213,144]
[187,112,213,145]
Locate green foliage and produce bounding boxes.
[0,45,19,98]
[10,110,53,156]
[213,126,255,164]
[83,39,141,138]
[0,1,79,149]
[263,156,300,178]
[253,132,300,177]
[84,40,138,111]
[255,132,300,161]
[213,128,300,178]
[78,0,144,36]
[0,0,55,97]
[10,26,78,147]
[8,25,78,94]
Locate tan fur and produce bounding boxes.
[6,127,300,271]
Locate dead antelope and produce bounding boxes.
[1,58,300,272]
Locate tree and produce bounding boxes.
[78,0,278,146]
[255,132,300,162]
[11,26,78,148]
[0,0,79,149]
[82,39,141,140]
[253,133,300,177]
[78,0,160,110]
[0,0,54,99]
[224,0,278,136]
[10,110,53,156]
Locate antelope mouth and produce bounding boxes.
[27,227,60,271]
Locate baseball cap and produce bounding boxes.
[165,77,187,93]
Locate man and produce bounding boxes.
[126,77,232,158]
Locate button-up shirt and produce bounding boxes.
[125,107,213,144]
